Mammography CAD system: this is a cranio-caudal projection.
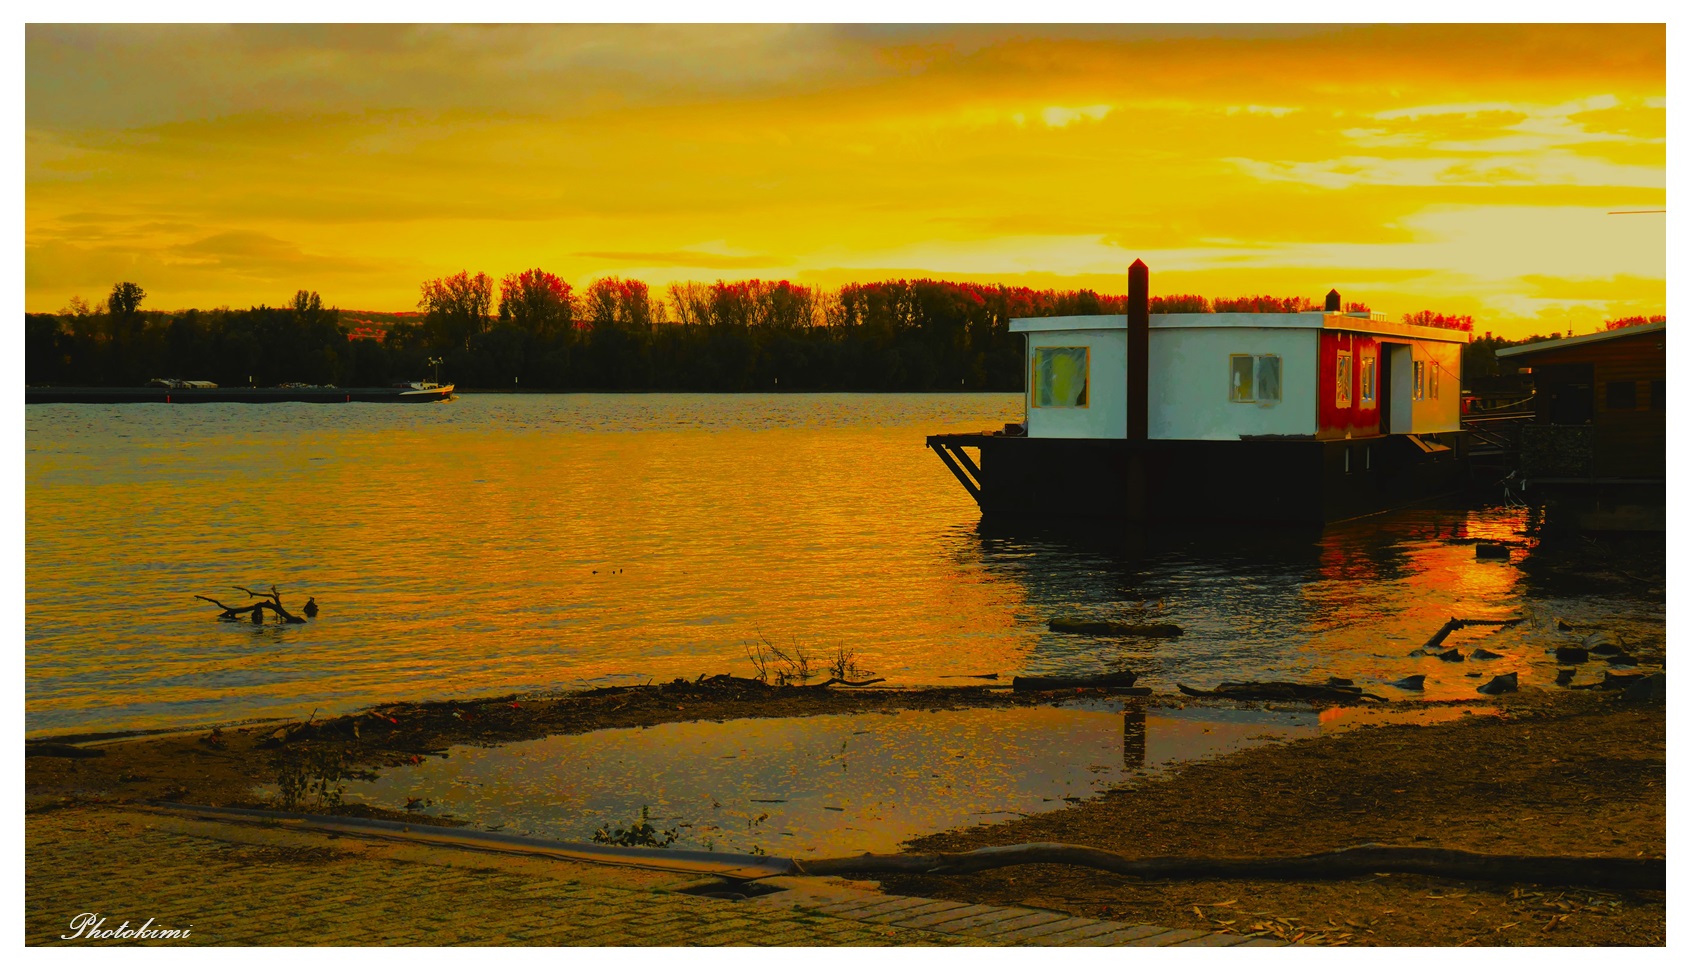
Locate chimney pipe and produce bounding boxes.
[1126,260,1149,441]
[1324,289,1342,312]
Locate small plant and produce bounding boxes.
[745,640,772,683]
[271,747,378,810]
[592,806,681,848]
[827,645,873,682]
[747,631,817,685]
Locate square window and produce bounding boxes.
[1652,378,1665,410]
[1413,360,1425,401]
[1032,346,1090,407]
[1361,357,1376,402]
[1336,352,1353,408]
[1430,365,1440,399]
[1606,380,1638,410]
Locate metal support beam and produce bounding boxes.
[929,443,982,504]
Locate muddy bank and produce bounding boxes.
[870,689,1665,946]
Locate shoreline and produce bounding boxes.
[25,678,1665,946]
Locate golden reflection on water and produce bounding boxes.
[26,396,1661,735]
[341,701,1335,857]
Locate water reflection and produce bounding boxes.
[27,394,1664,734]
[341,701,1486,858]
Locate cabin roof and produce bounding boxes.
[1009,312,1469,343]
[1495,321,1666,359]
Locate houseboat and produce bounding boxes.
[927,261,1469,524]
[1491,321,1664,531]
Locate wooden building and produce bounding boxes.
[1495,322,1665,482]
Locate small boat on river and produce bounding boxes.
[26,380,456,404]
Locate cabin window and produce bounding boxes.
[1031,346,1090,408]
[1336,352,1353,408]
[1361,357,1376,403]
[1257,355,1282,402]
[1606,380,1637,410]
[1413,360,1425,401]
[1430,364,1440,399]
[1229,354,1281,404]
[1652,379,1665,410]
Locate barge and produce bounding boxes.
[928,260,1469,524]
[26,382,455,404]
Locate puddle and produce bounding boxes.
[342,701,1489,858]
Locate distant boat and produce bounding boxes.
[26,382,456,404]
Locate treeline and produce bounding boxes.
[25,273,1478,391]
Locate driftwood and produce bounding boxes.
[196,585,307,624]
[1049,618,1182,638]
[1423,617,1523,648]
[1178,681,1387,703]
[793,841,1664,890]
[798,677,888,689]
[1012,671,1140,692]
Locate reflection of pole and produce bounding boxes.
[1123,702,1146,769]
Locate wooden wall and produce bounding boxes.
[1515,329,1665,478]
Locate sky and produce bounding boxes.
[23,22,1667,339]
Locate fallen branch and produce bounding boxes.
[1012,671,1142,692]
[795,676,888,690]
[793,841,1663,890]
[197,585,306,624]
[1178,681,1387,703]
[1423,617,1523,648]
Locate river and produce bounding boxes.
[25,393,1663,735]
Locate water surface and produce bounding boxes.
[26,393,1663,734]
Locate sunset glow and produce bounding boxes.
[26,23,1665,338]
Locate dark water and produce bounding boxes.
[26,393,1665,735]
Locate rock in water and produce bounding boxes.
[1475,543,1510,560]
[1470,648,1505,660]
[1555,647,1590,664]
[1583,633,1626,654]
[1436,648,1464,662]
[1621,672,1665,703]
[1477,672,1519,695]
[1391,675,1426,691]
[1555,668,1576,686]
[303,597,319,617]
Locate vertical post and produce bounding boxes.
[1125,259,1150,523]
[1126,259,1149,441]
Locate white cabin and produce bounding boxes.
[1012,312,1465,441]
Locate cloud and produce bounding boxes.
[572,250,783,270]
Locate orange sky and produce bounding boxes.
[24,24,1665,339]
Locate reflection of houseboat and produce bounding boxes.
[928,261,1469,524]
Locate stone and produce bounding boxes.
[1477,672,1518,695]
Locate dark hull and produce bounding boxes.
[25,386,455,404]
[928,433,1468,525]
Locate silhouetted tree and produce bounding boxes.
[107,282,146,317]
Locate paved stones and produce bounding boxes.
[25,806,1280,947]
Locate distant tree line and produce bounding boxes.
[25,274,1506,391]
